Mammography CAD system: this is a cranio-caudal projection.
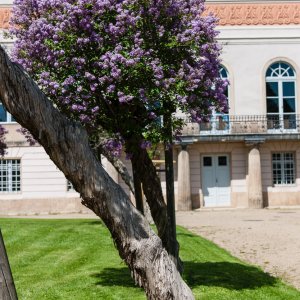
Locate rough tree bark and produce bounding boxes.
[129,142,182,272]
[0,47,194,299]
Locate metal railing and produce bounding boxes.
[181,114,300,136]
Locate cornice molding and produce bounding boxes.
[1,3,300,29]
[205,3,300,26]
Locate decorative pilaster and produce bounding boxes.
[247,145,263,208]
[177,145,192,211]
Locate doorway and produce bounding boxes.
[201,154,231,207]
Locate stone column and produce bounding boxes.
[247,145,263,208]
[177,145,192,211]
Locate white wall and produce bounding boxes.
[1,146,79,200]
[219,25,300,115]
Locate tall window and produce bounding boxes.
[0,159,21,192]
[272,153,295,185]
[266,62,296,131]
[200,66,229,132]
[219,66,229,99]
[0,103,15,123]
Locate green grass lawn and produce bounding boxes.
[0,218,299,300]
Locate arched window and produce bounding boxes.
[266,62,296,130]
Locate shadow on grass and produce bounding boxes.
[91,267,136,288]
[80,220,104,226]
[183,261,277,290]
[92,261,277,291]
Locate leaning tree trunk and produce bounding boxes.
[130,141,182,272]
[0,47,194,299]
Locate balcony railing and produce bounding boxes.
[181,114,300,136]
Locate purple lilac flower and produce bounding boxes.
[11,0,226,154]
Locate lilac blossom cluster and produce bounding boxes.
[102,137,123,157]
[11,0,227,154]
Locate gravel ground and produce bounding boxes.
[176,209,300,290]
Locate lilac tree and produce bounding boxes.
[10,0,227,273]
[0,46,194,299]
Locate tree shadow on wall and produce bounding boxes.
[183,261,277,290]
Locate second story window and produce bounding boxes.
[266,62,296,131]
[200,66,229,133]
[219,66,229,99]
[0,103,16,123]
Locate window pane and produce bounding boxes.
[267,98,279,113]
[203,157,212,167]
[281,63,290,70]
[284,114,296,129]
[283,98,295,113]
[287,68,295,76]
[283,82,295,97]
[266,68,272,77]
[219,67,228,79]
[218,156,227,166]
[266,82,278,97]
[0,104,7,122]
[267,63,279,77]
[272,153,295,185]
[267,115,280,129]
[281,63,292,76]
[284,153,294,161]
[0,160,21,192]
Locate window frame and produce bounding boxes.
[266,62,297,132]
[271,152,296,186]
[0,103,16,124]
[0,159,21,193]
[200,65,230,134]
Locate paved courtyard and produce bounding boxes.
[176,209,300,289]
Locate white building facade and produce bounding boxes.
[1,0,300,214]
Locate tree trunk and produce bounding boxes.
[132,166,144,214]
[164,142,180,271]
[0,47,194,299]
[130,143,182,273]
[0,230,18,300]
